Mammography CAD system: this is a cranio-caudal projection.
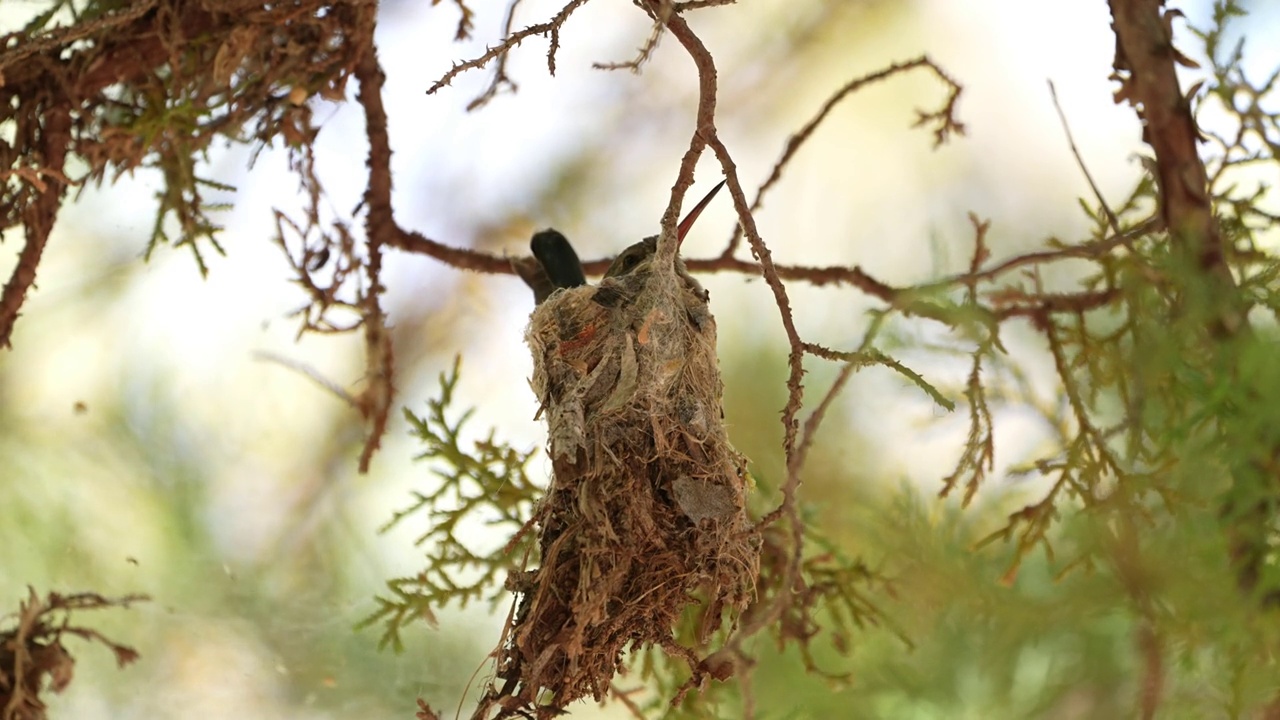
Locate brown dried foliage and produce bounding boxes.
[0,589,146,720]
[0,0,393,463]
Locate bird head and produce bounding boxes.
[602,180,725,279]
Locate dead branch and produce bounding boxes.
[426,0,594,106]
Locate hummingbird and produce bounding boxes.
[514,181,726,305]
[601,180,725,280]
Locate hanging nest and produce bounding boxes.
[477,243,760,718]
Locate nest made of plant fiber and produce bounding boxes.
[477,245,760,718]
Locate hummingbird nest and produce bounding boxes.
[479,243,760,717]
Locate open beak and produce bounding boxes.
[677,180,726,245]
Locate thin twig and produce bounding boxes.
[722,56,964,259]
[427,0,593,97]
[0,0,159,75]
[466,0,527,110]
[1048,80,1122,237]
[252,352,360,408]
[913,216,1160,292]
[593,20,664,72]
[608,684,647,719]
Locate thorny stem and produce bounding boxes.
[464,0,529,110]
[426,0,594,100]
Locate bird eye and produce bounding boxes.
[604,243,653,279]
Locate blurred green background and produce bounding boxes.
[2,0,1279,718]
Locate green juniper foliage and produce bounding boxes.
[359,359,542,652]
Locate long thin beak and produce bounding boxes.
[677,180,726,245]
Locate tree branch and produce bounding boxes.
[1109,0,1240,331]
[1,104,71,348]
[353,4,395,473]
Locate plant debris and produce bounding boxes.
[0,589,146,720]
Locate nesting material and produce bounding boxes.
[483,243,759,717]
